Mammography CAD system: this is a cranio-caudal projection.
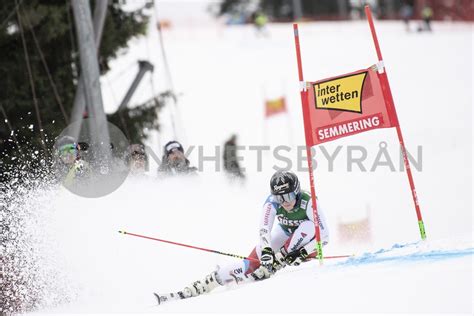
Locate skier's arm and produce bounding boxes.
[258,200,277,250]
[255,200,278,275]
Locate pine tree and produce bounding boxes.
[0,1,159,312]
[0,0,161,182]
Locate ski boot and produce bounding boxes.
[182,271,223,298]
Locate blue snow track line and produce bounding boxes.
[336,245,474,267]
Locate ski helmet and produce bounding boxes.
[54,135,77,155]
[270,171,300,203]
[54,135,78,165]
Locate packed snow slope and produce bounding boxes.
[28,15,472,315]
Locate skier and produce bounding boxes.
[252,11,269,37]
[400,0,414,32]
[53,135,90,186]
[418,5,433,32]
[157,140,198,177]
[155,170,329,303]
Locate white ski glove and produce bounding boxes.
[259,247,275,273]
[251,247,290,281]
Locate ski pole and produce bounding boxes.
[118,230,353,261]
[118,230,260,262]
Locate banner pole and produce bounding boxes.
[293,23,324,262]
[365,6,426,240]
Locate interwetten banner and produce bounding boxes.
[305,66,399,146]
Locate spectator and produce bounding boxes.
[53,135,90,186]
[223,134,245,181]
[158,141,198,177]
[252,11,269,37]
[400,1,414,32]
[125,144,148,176]
[418,6,433,32]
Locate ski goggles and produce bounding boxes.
[273,192,297,204]
[58,143,77,155]
[165,142,184,155]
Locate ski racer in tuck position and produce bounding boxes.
[155,170,330,304]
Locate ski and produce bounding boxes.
[154,291,188,305]
[153,253,354,307]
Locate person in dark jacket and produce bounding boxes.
[418,6,433,32]
[158,141,197,177]
[223,134,245,180]
[400,0,414,32]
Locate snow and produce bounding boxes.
[8,7,473,316]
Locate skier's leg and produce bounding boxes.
[215,247,261,284]
[182,250,259,297]
[269,224,292,252]
[214,226,289,286]
[238,225,291,280]
[283,221,317,253]
[182,227,294,297]
[182,270,222,298]
[283,211,330,259]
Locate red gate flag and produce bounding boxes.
[305,66,399,146]
[265,97,287,117]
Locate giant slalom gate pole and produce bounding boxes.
[119,231,351,261]
[365,6,426,240]
[293,24,324,263]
